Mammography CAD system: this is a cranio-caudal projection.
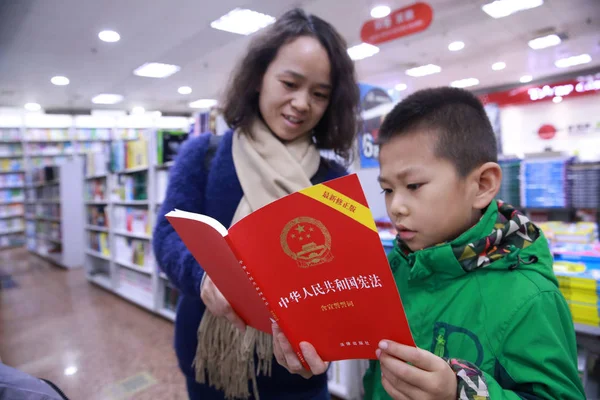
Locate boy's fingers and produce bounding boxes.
[274,328,305,374]
[379,351,429,389]
[299,342,328,375]
[381,374,411,400]
[379,341,438,372]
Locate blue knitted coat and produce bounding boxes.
[153,130,347,399]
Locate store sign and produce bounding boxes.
[537,124,557,140]
[481,73,600,107]
[360,2,433,45]
[358,84,393,168]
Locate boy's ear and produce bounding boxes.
[472,162,502,210]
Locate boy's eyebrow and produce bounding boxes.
[280,70,332,90]
[378,167,423,182]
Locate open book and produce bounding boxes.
[166,174,414,363]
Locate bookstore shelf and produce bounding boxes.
[86,225,109,233]
[115,259,153,276]
[113,229,151,240]
[0,228,25,236]
[158,308,176,322]
[86,249,111,261]
[88,274,112,291]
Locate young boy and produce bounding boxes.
[272,87,586,399]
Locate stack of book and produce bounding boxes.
[554,258,600,328]
[520,157,571,208]
[498,158,521,208]
[568,162,600,209]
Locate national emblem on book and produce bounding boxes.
[280,217,334,268]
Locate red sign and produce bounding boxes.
[360,2,433,45]
[538,124,557,140]
[479,74,600,108]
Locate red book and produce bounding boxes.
[166,174,414,364]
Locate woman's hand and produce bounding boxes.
[272,322,329,379]
[200,274,246,332]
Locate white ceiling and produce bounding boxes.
[0,0,598,114]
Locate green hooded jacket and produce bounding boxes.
[363,200,585,399]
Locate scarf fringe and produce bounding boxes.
[193,310,273,400]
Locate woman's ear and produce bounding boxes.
[472,162,502,210]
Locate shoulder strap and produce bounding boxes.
[204,134,223,171]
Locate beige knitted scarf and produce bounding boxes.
[193,117,321,399]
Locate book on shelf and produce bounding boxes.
[115,236,153,268]
[87,205,109,227]
[89,231,110,256]
[114,206,150,235]
[156,170,169,204]
[166,174,414,364]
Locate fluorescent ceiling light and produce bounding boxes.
[528,34,561,50]
[448,41,465,51]
[347,43,380,61]
[131,106,145,115]
[406,64,442,77]
[210,8,276,35]
[64,366,78,376]
[492,61,506,71]
[92,94,124,105]
[555,53,592,68]
[51,76,70,86]
[189,99,218,109]
[450,78,480,88]
[553,96,563,103]
[150,111,162,117]
[178,86,192,95]
[98,30,120,43]
[133,62,180,78]
[395,83,408,91]
[520,75,533,83]
[24,103,41,111]
[371,5,391,18]
[482,0,544,19]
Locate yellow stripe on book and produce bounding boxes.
[300,184,377,233]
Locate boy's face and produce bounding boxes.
[378,130,481,251]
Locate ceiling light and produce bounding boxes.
[555,53,592,68]
[64,366,78,376]
[492,62,506,71]
[189,99,218,109]
[178,86,192,95]
[371,5,391,18]
[150,111,162,117]
[133,62,180,78]
[347,43,380,61]
[520,75,533,83]
[91,94,124,105]
[210,8,276,35]
[406,64,442,77]
[448,41,465,51]
[552,96,563,103]
[51,76,70,86]
[450,78,480,88]
[482,0,544,19]
[528,34,561,50]
[395,83,408,91]
[24,103,41,111]
[131,106,145,115]
[98,30,120,43]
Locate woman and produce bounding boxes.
[153,8,359,400]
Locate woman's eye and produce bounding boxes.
[380,188,392,195]
[282,81,296,89]
[407,183,423,191]
[315,92,329,100]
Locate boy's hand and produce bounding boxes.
[378,340,456,400]
[272,322,329,379]
[200,274,246,332]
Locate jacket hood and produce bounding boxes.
[394,200,555,281]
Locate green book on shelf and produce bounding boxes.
[156,130,189,165]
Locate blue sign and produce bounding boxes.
[358,83,393,169]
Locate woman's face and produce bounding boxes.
[258,36,332,142]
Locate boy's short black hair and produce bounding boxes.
[378,87,497,177]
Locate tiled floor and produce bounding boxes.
[0,248,188,399]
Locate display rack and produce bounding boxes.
[83,125,188,322]
[25,158,85,268]
[0,128,26,249]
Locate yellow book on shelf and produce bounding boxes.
[126,139,148,169]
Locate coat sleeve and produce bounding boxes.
[449,291,586,400]
[152,134,212,298]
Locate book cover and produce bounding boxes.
[166,174,414,363]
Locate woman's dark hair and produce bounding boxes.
[221,8,360,162]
